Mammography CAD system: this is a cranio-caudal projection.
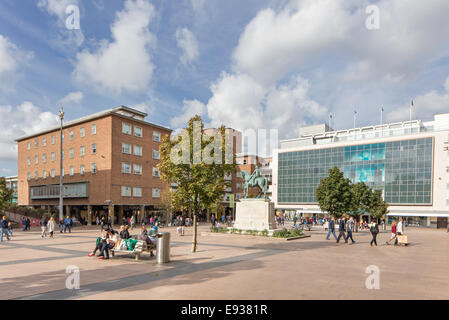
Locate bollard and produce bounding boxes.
[156,232,170,264]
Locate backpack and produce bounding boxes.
[370,224,378,233]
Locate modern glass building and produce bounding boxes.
[273,114,449,229]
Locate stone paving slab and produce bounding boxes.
[1,225,448,300]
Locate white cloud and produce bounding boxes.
[387,76,449,122]
[0,102,59,162]
[206,73,327,139]
[60,91,84,104]
[0,34,33,85]
[175,27,199,66]
[232,0,449,86]
[37,0,84,47]
[73,0,156,95]
[170,99,206,128]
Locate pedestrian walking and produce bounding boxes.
[21,217,27,231]
[293,215,297,227]
[326,217,338,240]
[59,219,64,233]
[395,218,404,245]
[336,216,347,243]
[26,218,31,231]
[47,217,56,238]
[345,216,356,244]
[130,215,135,230]
[369,220,379,246]
[1,216,10,242]
[64,215,72,233]
[8,221,13,237]
[40,216,48,238]
[386,221,397,245]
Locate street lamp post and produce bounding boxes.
[59,107,64,221]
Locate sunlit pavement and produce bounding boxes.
[1,224,448,300]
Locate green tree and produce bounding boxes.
[0,177,14,213]
[316,167,353,218]
[350,182,373,232]
[369,190,389,223]
[158,115,236,252]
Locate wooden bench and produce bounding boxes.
[111,238,156,260]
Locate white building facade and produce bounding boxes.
[272,113,449,228]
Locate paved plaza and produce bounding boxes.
[0,224,448,300]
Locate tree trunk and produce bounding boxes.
[191,212,197,253]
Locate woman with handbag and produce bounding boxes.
[386,221,397,245]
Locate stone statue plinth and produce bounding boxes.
[233,199,277,232]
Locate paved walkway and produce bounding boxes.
[1,225,448,300]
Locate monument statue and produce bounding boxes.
[240,165,269,199]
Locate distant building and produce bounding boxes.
[5,176,18,205]
[15,106,172,225]
[273,112,449,229]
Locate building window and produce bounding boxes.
[69,148,74,159]
[35,155,39,165]
[34,171,38,180]
[27,157,31,166]
[92,124,97,135]
[51,135,55,145]
[42,154,47,163]
[122,162,131,174]
[134,145,142,156]
[80,127,85,138]
[134,126,142,137]
[122,143,131,154]
[70,130,74,140]
[152,188,160,198]
[80,165,85,176]
[153,131,161,142]
[91,163,97,174]
[91,143,97,154]
[133,164,142,175]
[35,139,39,148]
[27,173,31,181]
[80,146,85,157]
[43,170,47,179]
[51,152,55,162]
[133,187,142,197]
[122,122,132,135]
[152,149,160,159]
[51,169,55,178]
[43,137,47,147]
[152,167,160,177]
[27,142,31,150]
[121,186,131,197]
[70,166,74,176]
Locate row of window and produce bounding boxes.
[121,163,160,177]
[27,163,98,181]
[26,125,97,150]
[27,144,98,166]
[121,186,160,198]
[122,122,161,142]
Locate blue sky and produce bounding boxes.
[1,0,449,176]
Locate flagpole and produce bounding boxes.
[353,110,357,129]
[381,106,384,137]
[410,99,413,122]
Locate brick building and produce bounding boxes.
[15,106,171,225]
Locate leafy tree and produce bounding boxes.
[158,115,236,252]
[350,182,373,232]
[369,190,389,223]
[0,177,13,214]
[315,167,353,218]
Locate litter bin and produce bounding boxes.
[156,232,170,264]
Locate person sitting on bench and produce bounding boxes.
[98,230,119,260]
[88,230,108,257]
[119,225,130,239]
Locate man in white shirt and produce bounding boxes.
[395,218,404,245]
